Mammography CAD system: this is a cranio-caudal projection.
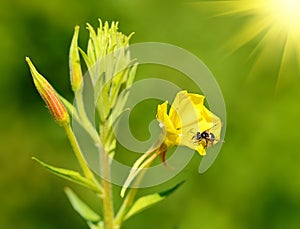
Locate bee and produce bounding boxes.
[191,124,222,149]
[192,130,216,148]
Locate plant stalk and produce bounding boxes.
[64,124,95,180]
[101,151,115,229]
[75,86,116,228]
[100,122,115,229]
[115,150,160,227]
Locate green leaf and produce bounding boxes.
[87,38,96,65]
[86,23,100,61]
[124,181,184,220]
[88,221,104,229]
[111,88,130,122]
[124,32,135,45]
[95,73,111,122]
[78,48,94,79]
[127,62,137,88]
[65,187,101,223]
[32,157,102,193]
[110,70,125,109]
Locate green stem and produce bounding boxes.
[115,150,160,227]
[100,123,115,229]
[101,151,115,229]
[75,87,116,228]
[114,187,137,226]
[64,124,95,180]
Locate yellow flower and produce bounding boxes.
[121,90,222,197]
[156,90,221,156]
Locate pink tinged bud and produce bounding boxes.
[25,57,70,126]
[69,25,83,92]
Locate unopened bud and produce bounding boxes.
[69,25,83,92]
[26,57,70,126]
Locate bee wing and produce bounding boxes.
[207,121,223,145]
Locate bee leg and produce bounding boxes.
[193,139,200,145]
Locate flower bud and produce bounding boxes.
[26,57,70,126]
[69,25,83,92]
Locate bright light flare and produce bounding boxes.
[266,0,300,33]
[194,0,300,89]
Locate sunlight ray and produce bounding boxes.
[193,0,300,87]
[248,24,287,80]
[224,17,271,57]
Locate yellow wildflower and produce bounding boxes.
[157,90,222,156]
[121,90,222,197]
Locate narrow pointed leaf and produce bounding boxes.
[78,48,94,80]
[110,69,127,108]
[127,62,137,88]
[88,221,104,229]
[32,157,102,193]
[86,23,100,60]
[65,187,101,223]
[124,181,184,220]
[96,77,111,122]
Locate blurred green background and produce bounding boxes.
[1,0,300,228]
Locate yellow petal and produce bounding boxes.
[186,92,205,111]
[157,101,178,134]
[169,91,205,130]
[199,106,222,140]
[157,101,181,147]
[195,144,206,156]
[169,90,187,128]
